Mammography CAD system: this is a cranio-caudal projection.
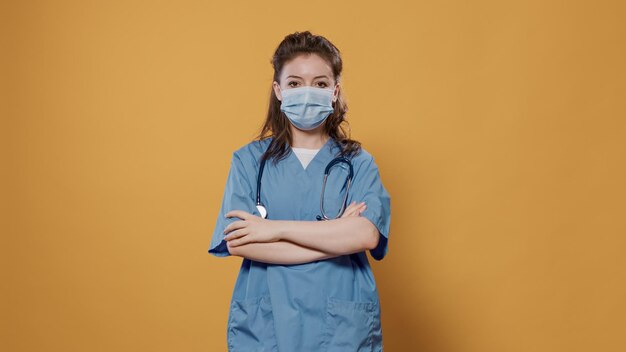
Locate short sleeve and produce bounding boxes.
[349,155,392,261]
[208,151,261,257]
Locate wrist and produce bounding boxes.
[273,220,288,241]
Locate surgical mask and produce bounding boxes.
[279,86,335,130]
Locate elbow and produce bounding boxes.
[361,218,380,250]
[366,230,380,250]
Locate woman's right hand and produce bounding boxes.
[340,201,367,218]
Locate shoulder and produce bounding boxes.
[231,137,273,167]
[351,146,374,162]
[348,145,377,172]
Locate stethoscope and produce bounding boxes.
[255,147,354,221]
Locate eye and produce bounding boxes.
[287,81,299,87]
[316,82,328,88]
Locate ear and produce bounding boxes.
[332,83,340,103]
[273,81,282,101]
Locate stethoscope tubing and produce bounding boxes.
[317,156,353,221]
[255,147,353,221]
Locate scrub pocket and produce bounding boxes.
[321,296,378,352]
[227,295,278,352]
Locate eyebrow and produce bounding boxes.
[286,75,330,80]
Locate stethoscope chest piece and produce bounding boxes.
[256,204,267,219]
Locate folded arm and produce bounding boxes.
[227,239,338,265]
[224,212,378,256]
[275,216,379,255]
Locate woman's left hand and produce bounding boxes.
[223,210,281,247]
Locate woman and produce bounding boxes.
[209,31,392,351]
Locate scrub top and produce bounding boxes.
[209,136,392,352]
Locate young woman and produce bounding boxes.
[209,31,392,352]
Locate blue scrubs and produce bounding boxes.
[209,136,391,351]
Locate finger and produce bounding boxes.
[340,203,355,217]
[229,239,244,247]
[225,228,248,241]
[345,201,357,210]
[225,210,248,220]
[223,220,248,234]
[344,202,365,216]
[229,235,252,247]
[224,228,248,241]
[342,205,362,218]
[341,204,356,217]
[225,210,251,220]
[345,201,360,212]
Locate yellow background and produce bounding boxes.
[3,1,625,351]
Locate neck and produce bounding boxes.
[289,125,329,149]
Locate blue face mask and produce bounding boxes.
[279,86,335,130]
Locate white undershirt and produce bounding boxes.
[291,147,321,170]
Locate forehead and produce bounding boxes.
[280,53,333,80]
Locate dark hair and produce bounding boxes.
[254,30,362,166]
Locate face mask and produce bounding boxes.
[279,86,335,130]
